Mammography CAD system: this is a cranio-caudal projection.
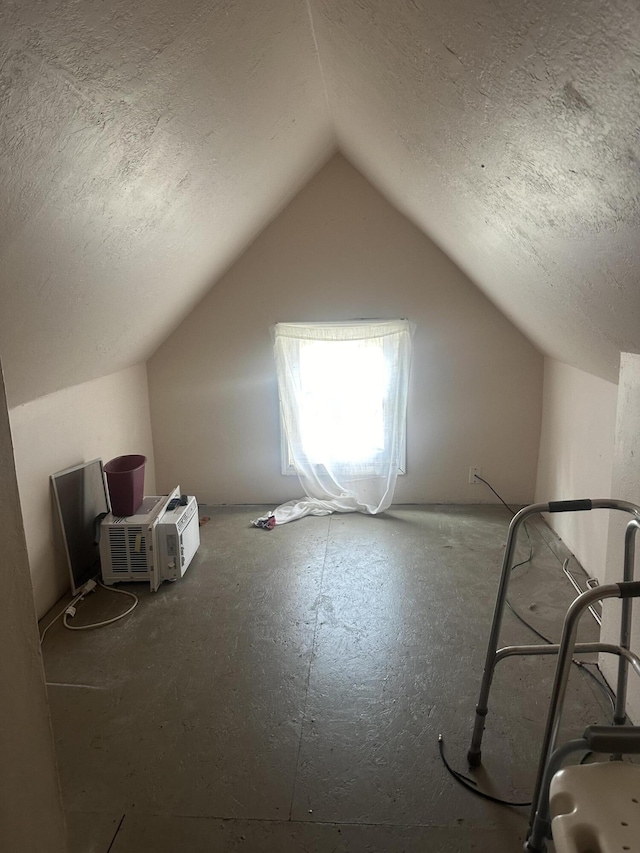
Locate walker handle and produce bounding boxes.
[583,725,640,754]
[548,499,592,513]
[617,581,640,598]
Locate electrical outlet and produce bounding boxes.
[469,466,481,484]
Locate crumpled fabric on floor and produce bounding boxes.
[251,496,361,528]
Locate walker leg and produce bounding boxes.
[467,512,528,765]
[527,615,582,833]
[614,598,631,726]
[525,738,587,853]
[467,687,490,766]
[614,524,637,725]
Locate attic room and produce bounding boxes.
[2,0,640,851]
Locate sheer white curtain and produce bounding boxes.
[255,320,414,526]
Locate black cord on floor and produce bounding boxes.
[505,597,551,643]
[510,549,533,572]
[475,471,533,548]
[474,473,520,517]
[438,735,532,807]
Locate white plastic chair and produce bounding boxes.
[550,759,640,853]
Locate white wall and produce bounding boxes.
[0,360,66,852]
[149,154,543,506]
[600,353,640,722]
[9,364,156,619]
[535,358,618,582]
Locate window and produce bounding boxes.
[274,321,411,479]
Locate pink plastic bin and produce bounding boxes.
[104,454,146,517]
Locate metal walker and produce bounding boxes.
[465,499,640,848]
[524,577,640,851]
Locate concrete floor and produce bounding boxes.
[41,504,611,852]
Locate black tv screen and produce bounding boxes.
[51,459,110,595]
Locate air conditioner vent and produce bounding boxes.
[176,501,197,533]
[107,527,128,573]
[126,527,149,572]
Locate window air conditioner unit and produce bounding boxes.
[99,486,199,592]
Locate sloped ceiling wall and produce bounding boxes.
[1,0,639,407]
[313,0,640,382]
[0,0,333,406]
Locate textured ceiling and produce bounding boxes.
[1,0,639,405]
[315,0,640,382]
[0,0,333,405]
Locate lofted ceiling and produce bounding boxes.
[1,0,639,406]
[316,0,640,384]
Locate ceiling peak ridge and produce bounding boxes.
[305,0,335,130]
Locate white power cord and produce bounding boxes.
[39,589,85,645]
[39,579,138,643]
[63,581,138,631]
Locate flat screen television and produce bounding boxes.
[50,459,110,595]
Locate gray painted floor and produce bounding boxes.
[41,505,611,852]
